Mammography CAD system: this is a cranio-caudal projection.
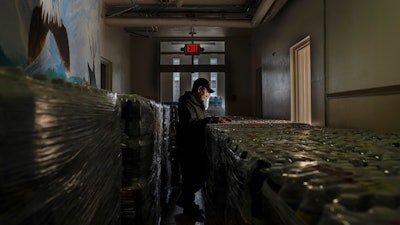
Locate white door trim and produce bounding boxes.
[290,36,311,124]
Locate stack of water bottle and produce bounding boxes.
[0,67,122,225]
[207,96,224,116]
[205,119,400,225]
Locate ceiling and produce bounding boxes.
[103,0,288,38]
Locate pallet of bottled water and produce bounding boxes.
[205,119,400,225]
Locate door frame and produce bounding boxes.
[101,57,113,91]
[255,67,263,117]
[290,35,311,124]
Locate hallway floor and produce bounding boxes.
[162,188,207,225]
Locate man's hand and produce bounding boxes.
[216,117,232,123]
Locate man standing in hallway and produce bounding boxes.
[176,78,230,216]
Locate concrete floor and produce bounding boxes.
[162,189,207,225]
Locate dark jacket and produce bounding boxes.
[177,91,214,158]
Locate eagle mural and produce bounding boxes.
[28,0,70,75]
[0,0,100,86]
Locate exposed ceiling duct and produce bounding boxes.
[103,0,286,37]
[105,17,253,28]
[106,0,249,6]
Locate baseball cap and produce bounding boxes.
[192,78,215,93]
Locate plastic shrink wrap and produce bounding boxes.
[205,119,400,225]
[0,67,121,225]
[161,105,171,208]
[119,94,170,225]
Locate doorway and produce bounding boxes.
[290,36,311,124]
[256,67,262,117]
[101,57,112,91]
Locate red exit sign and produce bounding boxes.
[183,43,203,55]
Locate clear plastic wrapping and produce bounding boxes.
[119,94,170,225]
[0,67,121,225]
[161,105,171,207]
[205,119,400,225]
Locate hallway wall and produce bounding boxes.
[130,37,159,100]
[253,0,400,132]
[252,0,325,125]
[225,36,254,116]
[325,0,400,132]
[100,23,132,94]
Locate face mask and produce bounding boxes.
[204,95,210,110]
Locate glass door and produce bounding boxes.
[159,41,226,116]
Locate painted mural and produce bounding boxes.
[0,0,100,87]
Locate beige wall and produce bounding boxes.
[225,36,254,116]
[326,0,400,93]
[100,22,131,94]
[327,95,400,132]
[326,0,400,132]
[131,37,159,100]
[252,0,400,132]
[252,0,325,124]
